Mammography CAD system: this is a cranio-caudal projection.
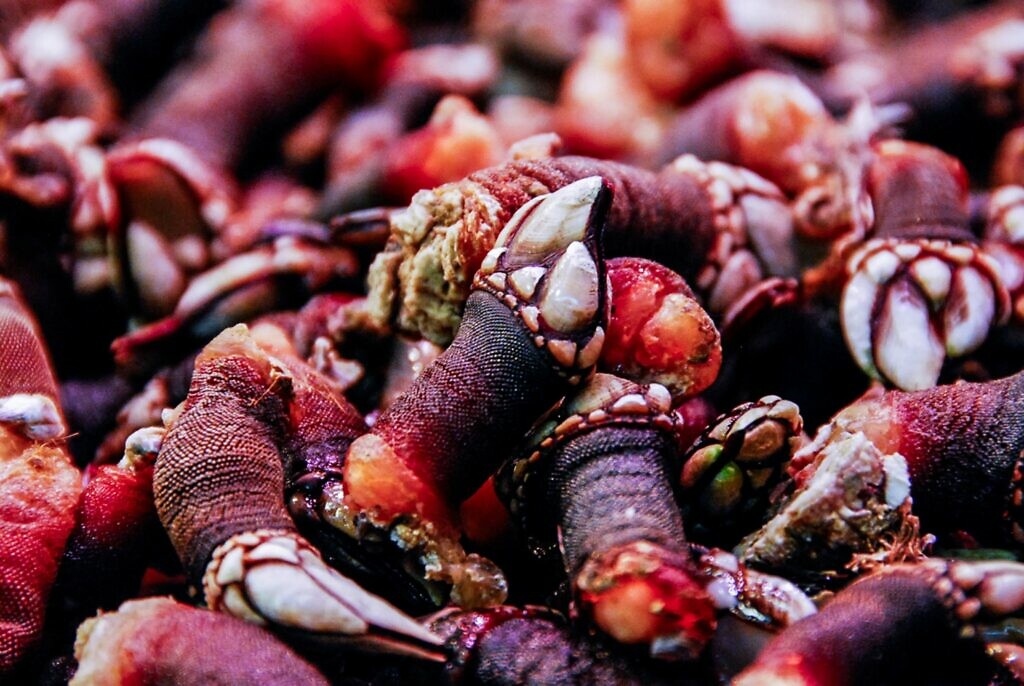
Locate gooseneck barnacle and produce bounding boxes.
[153,326,442,657]
[839,140,1011,391]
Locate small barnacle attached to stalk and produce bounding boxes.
[337,178,611,609]
[735,559,1024,686]
[153,326,442,657]
[793,370,1024,548]
[741,369,1024,579]
[677,395,803,545]
[355,154,795,346]
[0,278,81,673]
[839,141,1010,390]
[497,373,814,659]
[70,597,330,686]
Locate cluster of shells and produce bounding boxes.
[3,1,1024,685]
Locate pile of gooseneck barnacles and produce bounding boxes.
[3,1,1024,684]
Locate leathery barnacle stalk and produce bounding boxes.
[353,154,795,346]
[153,325,443,658]
[735,559,1024,686]
[71,597,330,686]
[740,370,1024,577]
[430,605,681,686]
[337,177,611,608]
[0,277,81,673]
[839,140,1010,391]
[497,373,815,659]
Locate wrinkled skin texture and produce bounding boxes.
[734,566,1005,686]
[153,338,292,584]
[838,370,1024,545]
[432,607,682,686]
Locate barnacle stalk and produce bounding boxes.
[0,278,81,673]
[153,326,442,657]
[339,177,611,609]
[735,560,1024,685]
[430,605,676,686]
[840,141,1010,390]
[71,597,330,686]
[500,373,708,657]
[498,373,814,659]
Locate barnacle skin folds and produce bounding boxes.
[153,327,293,585]
[735,560,1024,686]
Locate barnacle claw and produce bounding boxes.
[678,395,803,543]
[840,237,1010,390]
[107,138,235,319]
[112,236,359,374]
[204,529,443,660]
[474,176,609,379]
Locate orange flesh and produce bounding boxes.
[459,477,511,545]
[584,566,717,650]
[342,433,457,534]
[605,258,721,396]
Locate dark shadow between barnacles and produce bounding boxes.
[287,470,449,614]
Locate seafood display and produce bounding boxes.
[3,1,1024,685]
